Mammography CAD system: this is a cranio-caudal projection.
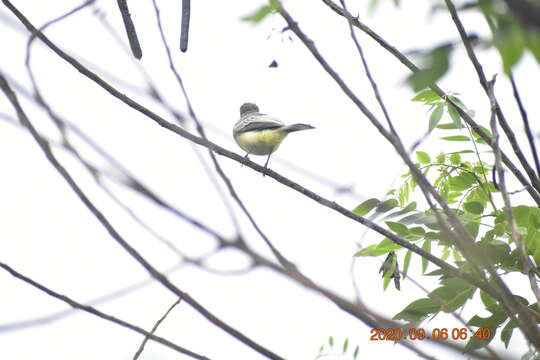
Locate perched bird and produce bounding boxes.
[233,102,315,171]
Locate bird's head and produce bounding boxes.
[240,102,259,116]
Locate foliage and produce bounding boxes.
[315,336,360,360]
[353,88,540,351]
[404,0,540,89]
[241,0,281,24]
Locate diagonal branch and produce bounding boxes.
[0,262,210,360]
[0,72,286,360]
[150,0,294,270]
[509,74,540,180]
[319,0,540,206]
[276,2,540,348]
[1,0,497,295]
[444,0,540,194]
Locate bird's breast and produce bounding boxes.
[234,130,288,155]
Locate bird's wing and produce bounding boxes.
[234,113,284,134]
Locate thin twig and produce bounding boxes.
[340,0,397,136]
[444,0,540,194]
[3,0,492,293]
[277,2,490,284]
[0,262,210,360]
[134,298,182,359]
[319,0,540,206]
[0,72,286,360]
[151,0,295,271]
[0,74,505,360]
[277,2,540,347]
[510,74,540,178]
[487,75,540,337]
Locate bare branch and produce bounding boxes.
[0,72,286,360]
[0,262,210,360]
[510,74,540,179]
[133,298,182,359]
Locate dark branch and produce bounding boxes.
[117,0,142,59]
[180,0,190,52]
[0,262,210,360]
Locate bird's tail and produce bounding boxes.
[280,123,315,133]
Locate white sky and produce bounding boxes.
[0,0,538,359]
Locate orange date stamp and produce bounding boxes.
[369,327,492,341]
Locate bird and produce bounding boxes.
[233,102,315,173]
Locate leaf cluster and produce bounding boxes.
[352,90,540,350]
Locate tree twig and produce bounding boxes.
[319,0,540,206]
[133,298,182,359]
[0,262,210,360]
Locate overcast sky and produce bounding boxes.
[0,0,537,359]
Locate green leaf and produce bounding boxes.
[407,43,453,91]
[377,238,402,251]
[468,311,507,328]
[494,20,525,74]
[401,202,417,214]
[447,103,461,128]
[400,212,437,225]
[397,182,410,206]
[352,198,380,216]
[465,221,480,240]
[513,205,531,227]
[354,244,390,257]
[402,250,412,279]
[441,246,450,261]
[472,125,493,138]
[411,89,440,103]
[328,336,334,347]
[526,30,540,63]
[524,225,540,264]
[429,105,444,131]
[449,173,476,191]
[436,123,460,129]
[479,240,511,265]
[464,201,484,214]
[441,135,470,141]
[464,328,496,352]
[409,226,425,235]
[416,151,431,164]
[421,239,431,273]
[480,290,496,309]
[376,199,398,213]
[448,95,471,116]
[501,319,517,348]
[453,248,462,262]
[429,278,474,312]
[449,153,461,165]
[342,338,349,353]
[241,3,277,23]
[393,298,440,322]
[353,345,359,359]
[386,221,409,236]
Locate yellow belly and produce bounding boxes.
[234,130,288,155]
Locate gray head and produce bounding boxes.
[240,102,259,116]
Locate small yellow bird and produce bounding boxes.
[233,102,315,170]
